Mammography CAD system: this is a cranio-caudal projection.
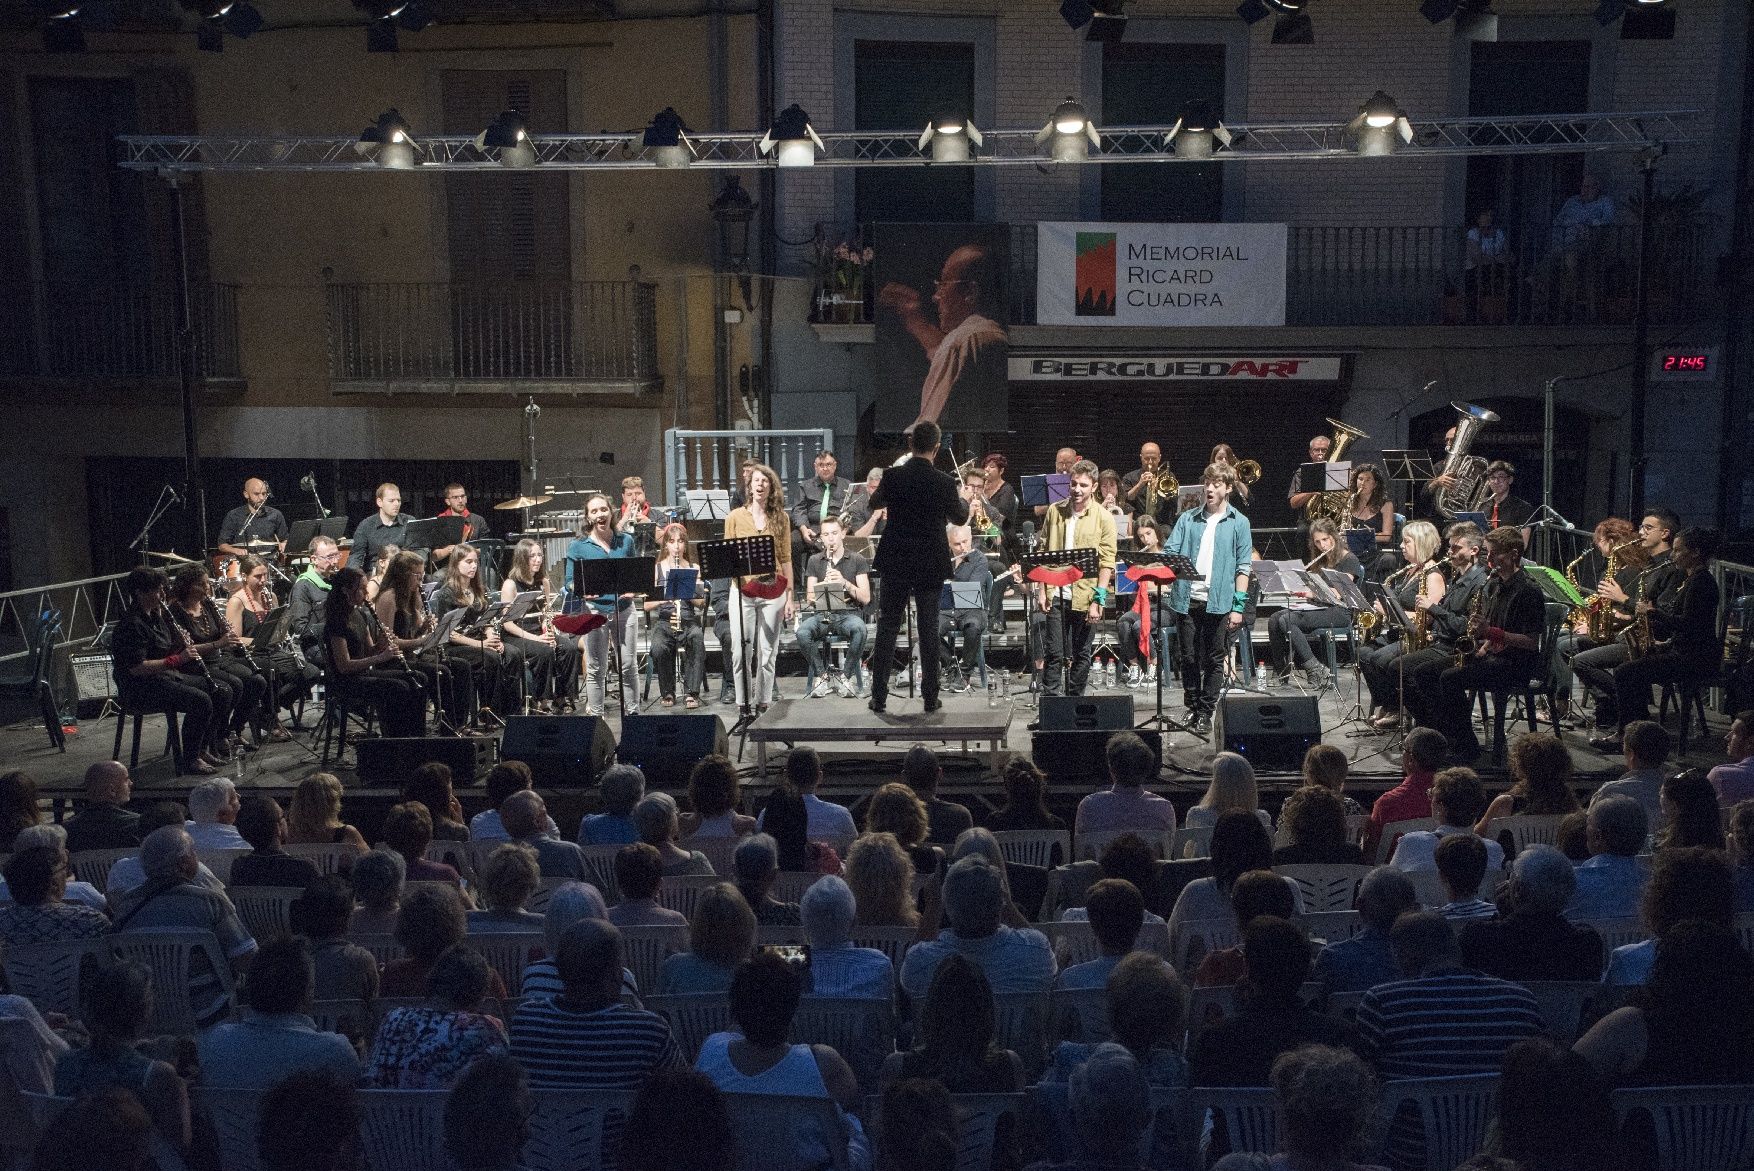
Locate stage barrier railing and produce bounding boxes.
[664,429,836,507]
[0,574,129,667]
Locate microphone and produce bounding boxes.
[167,484,183,505]
[1019,520,1036,552]
[300,474,316,493]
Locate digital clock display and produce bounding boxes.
[1652,349,1716,380]
[1661,353,1709,372]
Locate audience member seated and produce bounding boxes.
[185,776,246,852]
[291,875,378,1004]
[402,761,471,842]
[575,763,644,846]
[100,804,220,902]
[873,1078,958,1171]
[444,1053,530,1171]
[843,833,920,929]
[1056,879,1145,992]
[347,847,405,936]
[1590,720,1671,832]
[1574,919,1754,1085]
[1732,801,1754,911]
[1362,727,1446,861]
[767,747,858,845]
[364,946,510,1088]
[1049,951,1188,1086]
[1555,810,1592,861]
[467,844,545,932]
[1190,917,1356,1086]
[733,833,800,926]
[0,770,41,853]
[697,952,869,1171]
[1168,812,1302,967]
[800,876,893,999]
[1073,732,1177,840]
[1460,845,1604,981]
[1389,766,1505,874]
[54,956,189,1156]
[636,793,714,877]
[32,1087,152,1171]
[1708,709,1754,807]
[762,787,844,877]
[111,826,256,1025]
[1272,785,1363,866]
[1566,795,1650,921]
[465,760,555,846]
[1313,867,1418,994]
[1183,752,1274,836]
[944,826,1046,925]
[1265,1045,1388,1171]
[381,801,466,887]
[510,920,684,1089]
[882,952,1026,1091]
[502,790,587,879]
[284,772,368,852]
[1434,835,1498,921]
[1022,1044,1154,1171]
[682,755,758,839]
[1605,846,1735,986]
[899,855,1055,1003]
[1194,869,1299,988]
[658,882,755,994]
[864,783,941,876]
[381,883,507,999]
[1477,1038,1618,1171]
[1303,743,1366,817]
[902,745,973,846]
[196,935,360,1087]
[986,757,1068,835]
[257,1069,360,1171]
[0,844,108,945]
[607,843,690,928]
[1657,769,1725,850]
[1478,731,1583,839]
[63,762,141,854]
[622,1068,738,1171]
[520,882,630,998]
[1060,833,1171,924]
[228,796,322,888]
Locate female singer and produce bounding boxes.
[645,522,706,709]
[1360,520,1446,728]
[432,543,512,729]
[167,564,262,753]
[1344,462,1396,572]
[500,538,579,713]
[1266,518,1365,686]
[1210,443,1251,509]
[224,554,314,734]
[1115,516,1171,688]
[376,550,473,730]
[723,462,794,716]
[323,565,425,737]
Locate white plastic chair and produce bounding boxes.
[282,842,364,876]
[1170,825,1214,861]
[3,938,110,1016]
[1075,828,1173,863]
[196,848,251,884]
[526,877,570,915]
[192,1085,266,1171]
[848,926,921,972]
[617,924,688,993]
[952,1092,1026,1171]
[643,992,734,1062]
[109,929,234,1035]
[1185,983,1240,1053]
[424,840,476,883]
[355,1088,450,1171]
[308,997,373,1038]
[1301,910,1365,944]
[1579,916,1650,952]
[990,830,1071,870]
[1493,813,1567,856]
[1375,819,1439,865]
[524,1088,634,1171]
[577,844,623,903]
[1518,980,1599,1043]
[1170,917,1241,975]
[681,835,741,877]
[345,932,405,969]
[1048,986,1110,1046]
[722,1092,853,1171]
[1611,1084,1754,1171]
[467,931,545,994]
[991,990,1051,1078]
[1184,1085,1280,1165]
[1274,864,1371,914]
[1036,920,1170,969]
[1378,1073,1500,1171]
[228,885,304,940]
[654,874,722,920]
[791,996,896,1091]
[66,847,134,893]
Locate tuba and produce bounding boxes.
[1305,418,1370,525]
[1434,401,1500,520]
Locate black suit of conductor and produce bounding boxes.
[868,439,970,711]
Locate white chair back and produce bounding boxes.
[681,835,741,877]
[467,931,544,993]
[990,830,1071,870]
[791,996,896,1091]
[196,848,251,884]
[355,1088,450,1171]
[1170,917,1241,974]
[644,992,734,1062]
[849,926,920,972]
[1493,813,1568,856]
[229,886,304,940]
[3,938,110,1016]
[283,842,365,875]
[952,1093,1026,1171]
[1375,819,1439,864]
[524,1089,635,1171]
[1611,1085,1754,1171]
[1300,910,1365,944]
[722,1093,852,1171]
[192,1086,266,1171]
[66,848,134,893]
[655,874,722,920]
[1075,828,1172,863]
[109,929,233,1035]
[1580,916,1650,952]
[617,924,689,993]
[1274,864,1371,914]
[346,932,405,968]
[1377,1073,1500,1171]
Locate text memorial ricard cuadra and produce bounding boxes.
[1122,242,1251,308]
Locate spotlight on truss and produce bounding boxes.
[1165,99,1233,159]
[918,114,982,163]
[642,107,697,168]
[758,104,825,167]
[1035,98,1100,163]
[1346,90,1415,157]
[355,108,418,169]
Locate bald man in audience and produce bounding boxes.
[63,762,140,853]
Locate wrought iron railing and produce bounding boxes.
[0,282,241,381]
[325,280,661,390]
[664,428,836,506]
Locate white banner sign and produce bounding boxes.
[1035,221,1288,327]
[1009,355,1342,381]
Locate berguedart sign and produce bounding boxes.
[1036,222,1288,327]
[1009,355,1342,381]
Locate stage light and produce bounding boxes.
[1421,0,1496,36]
[1237,0,1313,42]
[476,110,534,168]
[355,109,418,169]
[1061,0,1127,41]
[1165,99,1232,159]
[642,107,696,168]
[918,115,982,163]
[39,0,85,51]
[352,0,431,53]
[1347,91,1414,157]
[1035,98,1100,163]
[758,104,824,168]
[180,0,262,52]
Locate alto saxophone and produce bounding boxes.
[1454,587,1486,665]
[1626,562,1658,659]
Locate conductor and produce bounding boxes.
[867,421,971,714]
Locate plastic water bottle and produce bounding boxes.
[1104,659,1115,689]
[987,677,998,708]
[999,671,1009,700]
[231,744,244,780]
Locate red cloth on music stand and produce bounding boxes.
[1123,564,1178,657]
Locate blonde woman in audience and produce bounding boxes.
[285,772,369,852]
[843,833,920,928]
[1183,752,1274,834]
[634,793,714,877]
[865,782,940,874]
[467,844,545,932]
[1301,744,1365,817]
[657,883,755,994]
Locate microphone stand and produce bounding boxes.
[130,485,182,555]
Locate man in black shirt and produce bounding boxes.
[216,478,289,560]
[940,525,992,692]
[109,565,227,775]
[1480,460,1534,542]
[228,796,321,888]
[1599,526,1724,747]
[1395,522,1488,729]
[795,515,871,699]
[791,449,853,585]
[351,483,409,571]
[1428,526,1548,761]
[1574,508,1683,735]
[433,483,492,569]
[1121,440,1176,526]
[288,536,342,660]
[63,761,142,853]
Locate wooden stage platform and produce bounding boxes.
[743,697,1014,775]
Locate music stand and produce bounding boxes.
[1020,474,1071,508]
[699,537,778,740]
[287,516,348,557]
[1119,553,1191,734]
[573,555,658,718]
[1020,548,1102,698]
[1523,564,1586,608]
[402,516,467,557]
[684,489,733,521]
[1382,450,1435,485]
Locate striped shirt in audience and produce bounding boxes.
[508,997,684,1090]
[1438,898,1498,922]
[1355,967,1544,1079]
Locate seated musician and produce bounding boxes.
[431,542,512,729]
[216,478,288,561]
[433,483,492,569]
[375,551,472,732]
[287,536,341,665]
[1599,526,1723,749]
[111,566,227,775]
[1574,509,1680,740]
[1359,521,1446,730]
[939,524,992,694]
[321,566,426,738]
[1266,519,1365,690]
[225,553,317,730]
[795,515,871,699]
[1554,518,1644,726]
[1397,522,1488,737]
[1115,517,1171,688]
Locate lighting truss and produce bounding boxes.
[118,110,1697,173]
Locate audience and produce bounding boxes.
[1267,1045,1386,1171]
[1731,801,1754,911]
[762,787,843,876]
[1460,845,1604,981]
[1605,845,1735,986]
[0,844,108,945]
[1566,795,1650,921]
[1707,710,1754,807]
[1169,812,1302,971]
[228,796,321,887]
[1190,917,1356,1087]
[864,783,940,875]
[1312,867,1418,994]
[284,772,368,852]
[467,844,545,931]
[843,832,920,928]
[733,833,799,925]
[873,1078,958,1171]
[901,745,973,845]
[899,855,1055,1003]
[1555,810,1592,861]
[1025,1044,1154,1171]
[658,882,755,994]
[1273,785,1363,865]
[1477,731,1581,838]
[290,875,378,1004]
[184,777,246,851]
[101,803,220,901]
[501,790,587,879]
[347,847,406,936]
[364,946,510,1088]
[768,747,858,845]
[196,935,360,1087]
[382,884,507,999]
[944,826,1041,926]
[1184,752,1273,836]
[1072,732,1176,840]
[444,1053,531,1171]
[683,755,757,838]
[1590,720,1671,831]
[1051,951,1188,1086]
[987,757,1068,835]
[1194,869,1299,988]
[1302,743,1365,816]
[577,763,644,846]
[882,952,1025,1091]
[607,843,690,927]
[1657,769,1725,850]
[510,920,684,1089]
[53,956,190,1155]
[1479,1038,1618,1171]
[1055,879,1145,992]
[800,876,894,999]
[1060,833,1168,924]
[520,881,624,998]
[1433,834,1497,921]
[1362,728,1446,861]
[381,801,465,886]
[257,1068,360,1171]
[402,762,470,842]
[0,770,41,852]
[1389,766,1504,874]
[63,762,141,853]
[471,760,560,844]
[635,793,714,876]
[621,1069,738,1171]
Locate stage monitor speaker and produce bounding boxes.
[1037,695,1135,732]
[1215,695,1322,772]
[617,713,729,789]
[1032,729,1162,787]
[501,715,615,788]
[354,736,495,787]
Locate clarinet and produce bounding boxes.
[171,610,214,682]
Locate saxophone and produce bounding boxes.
[1626,563,1658,659]
[1570,538,1638,643]
[1454,586,1486,665]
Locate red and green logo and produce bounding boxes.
[1075,231,1117,316]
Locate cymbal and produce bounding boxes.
[494,494,553,510]
[146,550,195,563]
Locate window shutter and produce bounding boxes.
[441,69,570,282]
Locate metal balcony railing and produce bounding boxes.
[0,282,241,381]
[325,280,662,394]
